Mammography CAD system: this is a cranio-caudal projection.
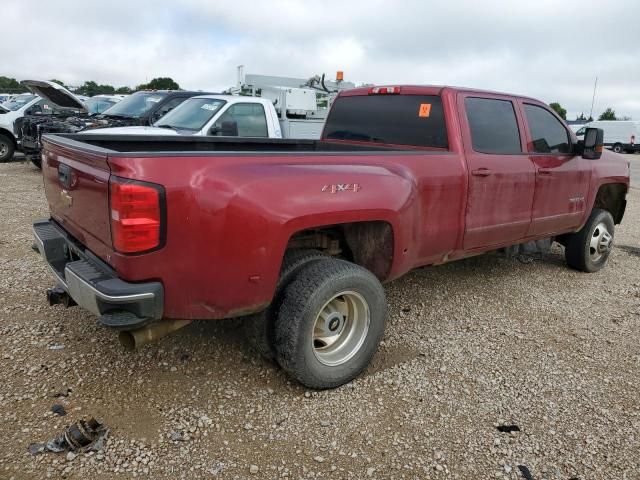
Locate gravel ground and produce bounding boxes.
[0,156,639,480]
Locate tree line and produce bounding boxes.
[0,76,180,96]
[549,102,631,121]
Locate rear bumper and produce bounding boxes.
[33,220,163,326]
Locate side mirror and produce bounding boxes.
[582,127,604,160]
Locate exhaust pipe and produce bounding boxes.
[119,319,192,351]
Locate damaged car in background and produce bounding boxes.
[17,80,213,168]
[0,92,52,162]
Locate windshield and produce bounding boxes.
[103,92,168,118]
[2,94,36,111]
[86,97,119,115]
[155,98,226,131]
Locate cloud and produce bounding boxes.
[1,0,638,119]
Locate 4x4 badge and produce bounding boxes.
[321,183,361,194]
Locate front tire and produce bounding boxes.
[612,143,623,154]
[0,134,15,162]
[565,209,614,272]
[274,258,387,389]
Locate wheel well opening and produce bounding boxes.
[285,221,394,280]
[0,129,17,147]
[594,183,627,224]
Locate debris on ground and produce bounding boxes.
[496,424,521,433]
[28,417,108,455]
[518,465,534,480]
[51,404,67,416]
[49,387,72,398]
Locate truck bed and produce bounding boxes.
[46,133,415,155]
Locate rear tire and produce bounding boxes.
[565,209,614,272]
[612,143,623,153]
[0,134,15,162]
[274,258,387,389]
[243,249,327,360]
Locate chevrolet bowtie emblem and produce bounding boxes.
[60,189,73,207]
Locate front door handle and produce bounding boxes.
[538,168,553,175]
[471,168,492,177]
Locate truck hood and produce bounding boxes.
[21,80,86,111]
[80,126,181,135]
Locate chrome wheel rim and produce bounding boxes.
[0,142,7,157]
[589,222,613,262]
[312,291,370,366]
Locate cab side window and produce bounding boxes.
[524,104,570,154]
[465,97,522,154]
[212,103,268,137]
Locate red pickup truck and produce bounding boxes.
[34,85,629,389]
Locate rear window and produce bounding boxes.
[324,94,448,148]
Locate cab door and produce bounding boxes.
[519,101,591,236]
[458,93,536,250]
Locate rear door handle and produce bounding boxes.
[471,168,492,177]
[538,168,553,175]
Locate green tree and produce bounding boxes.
[598,108,617,121]
[49,79,66,87]
[115,86,133,94]
[73,81,116,96]
[576,112,593,122]
[136,77,180,91]
[0,76,28,93]
[549,102,567,120]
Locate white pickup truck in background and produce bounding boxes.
[85,95,286,139]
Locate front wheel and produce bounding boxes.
[274,258,387,389]
[565,209,614,272]
[0,134,15,162]
[612,143,623,154]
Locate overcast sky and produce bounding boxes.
[2,0,639,120]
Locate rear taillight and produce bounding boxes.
[109,177,165,254]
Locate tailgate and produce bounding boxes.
[41,136,113,259]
